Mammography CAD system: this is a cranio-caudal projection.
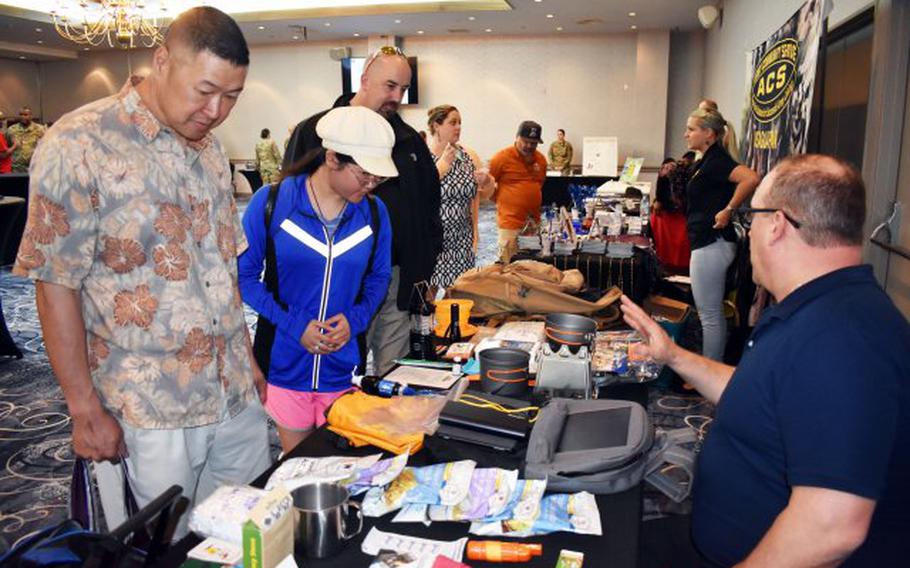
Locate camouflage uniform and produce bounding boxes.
[254,138,282,184]
[547,140,573,174]
[8,121,46,172]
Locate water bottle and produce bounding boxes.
[352,375,415,397]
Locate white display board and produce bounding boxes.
[582,136,619,176]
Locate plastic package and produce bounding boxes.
[427,468,519,522]
[470,491,601,537]
[362,460,477,517]
[187,485,268,544]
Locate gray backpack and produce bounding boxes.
[524,398,696,502]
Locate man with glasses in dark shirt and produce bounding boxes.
[623,154,908,567]
[284,46,442,376]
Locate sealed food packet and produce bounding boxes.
[466,479,547,534]
[345,453,410,496]
[264,454,382,492]
[427,468,519,521]
[556,549,585,568]
[470,491,601,537]
[187,485,268,544]
[362,460,477,517]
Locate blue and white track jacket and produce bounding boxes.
[238,174,392,392]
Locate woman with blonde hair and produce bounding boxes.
[426,104,495,288]
[699,98,741,162]
[684,107,759,361]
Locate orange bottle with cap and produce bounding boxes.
[466,541,543,563]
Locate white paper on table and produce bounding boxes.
[361,526,467,561]
[493,321,546,344]
[383,366,460,390]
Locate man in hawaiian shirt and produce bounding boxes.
[14,7,270,536]
[7,106,46,172]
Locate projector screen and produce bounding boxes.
[341,56,419,105]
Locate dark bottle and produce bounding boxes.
[409,291,437,361]
[449,302,462,343]
[353,375,415,397]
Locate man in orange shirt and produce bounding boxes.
[489,120,548,262]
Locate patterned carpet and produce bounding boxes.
[0,201,711,557]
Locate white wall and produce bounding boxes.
[703,0,873,134]
[34,32,672,168]
[39,50,153,122]
[666,30,706,159]
[0,59,42,121]
[224,33,671,165]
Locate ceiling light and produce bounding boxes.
[35,27,43,32]
[546,14,554,18]
[556,26,563,31]
[353,32,360,36]
[323,22,330,26]
[50,0,167,49]
[535,0,542,2]
[417,30,424,34]
[258,25,265,30]
[630,25,637,30]
[292,35,299,39]
[468,16,475,21]
[485,28,492,32]
[394,19,402,24]
[628,12,636,17]
[37,39,44,44]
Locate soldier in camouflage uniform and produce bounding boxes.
[547,128,573,175]
[8,107,46,173]
[254,128,282,184]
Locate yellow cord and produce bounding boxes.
[455,394,540,423]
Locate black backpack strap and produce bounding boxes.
[264,183,286,309]
[360,194,380,298]
[355,195,381,375]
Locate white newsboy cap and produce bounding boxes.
[316,106,398,178]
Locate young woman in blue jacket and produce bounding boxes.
[239,106,395,452]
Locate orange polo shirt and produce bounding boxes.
[489,145,548,230]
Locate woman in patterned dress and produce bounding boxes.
[426,104,495,289]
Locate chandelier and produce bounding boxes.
[50,1,170,49]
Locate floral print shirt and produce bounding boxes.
[13,78,257,429]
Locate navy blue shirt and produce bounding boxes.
[693,265,910,566]
[686,143,738,250]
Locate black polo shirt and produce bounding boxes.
[686,143,737,250]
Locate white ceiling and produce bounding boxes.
[0,0,709,61]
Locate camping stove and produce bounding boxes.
[534,343,593,399]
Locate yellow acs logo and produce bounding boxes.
[751,38,798,123]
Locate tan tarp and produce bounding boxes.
[449,260,622,317]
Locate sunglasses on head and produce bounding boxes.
[363,45,406,74]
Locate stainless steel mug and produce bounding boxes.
[291,482,362,559]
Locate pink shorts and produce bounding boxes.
[264,384,351,432]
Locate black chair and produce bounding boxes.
[106,485,188,567]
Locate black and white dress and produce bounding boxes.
[431,147,477,288]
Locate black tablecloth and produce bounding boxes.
[161,386,647,567]
[238,169,263,192]
[542,175,617,208]
[512,247,659,304]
